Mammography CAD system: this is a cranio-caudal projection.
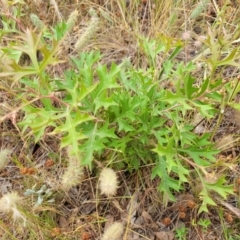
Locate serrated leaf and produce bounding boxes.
[109,134,131,153]
[65,79,98,106]
[95,63,121,96]
[54,110,94,133]
[161,90,192,110]
[198,175,234,213]
[78,82,98,102]
[199,189,217,213]
[152,137,177,173]
[94,95,118,113]
[115,94,143,121]
[1,47,22,62]
[117,118,135,132]
[184,74,198,99]
[71,51,101,88]
[80,123,118,168]
[163,60,174,76]
[173,159,189,183]
[194,78,210,98]
[53,109,94,158]
[0,61,37,82]
[51,22,68,40]
[180,146,218,166]
[168,45,182,60]
[0,28,62,86]
[217,48,240,67]
[38,40,63,70]
[192,100,215,118]
[19,105,61,142]
[152,157,180,205]
[13,28,42,68]
[229,102,240,111]
[204,176,234,199]
[80,137,104,167]
[96,123,118,139]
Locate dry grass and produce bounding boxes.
[1,0,240,239]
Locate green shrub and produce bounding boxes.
[1,11,239,214]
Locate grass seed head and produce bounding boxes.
[74,9,99,51]
[0,192,26,223]
[101,222,124,240]
[66,10,78,33]
[30,14,45,29]
[49,0,62,21]
[61,147,84,191]
[194,40,202,48]
[190,0,210,19]
[181,31,191,41]
[99,168,118,197]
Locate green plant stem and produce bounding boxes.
[179,154,208,176]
